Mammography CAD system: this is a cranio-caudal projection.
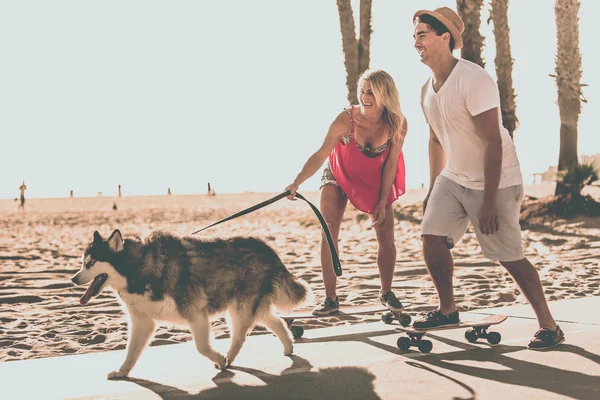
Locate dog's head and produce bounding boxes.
[71,229,124,305]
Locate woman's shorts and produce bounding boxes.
[320,161,346,197]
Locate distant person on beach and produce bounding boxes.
[207,182,216,196]
[412,7,563,349]
[18,181,27,211]
[286,69,407,316]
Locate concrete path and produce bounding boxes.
[2,297,599,399]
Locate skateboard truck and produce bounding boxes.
[285,319,305,339]
[464,326,501,344]
[381,311,411,327]
[397,333,433,353]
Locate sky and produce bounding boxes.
[1,0,599,199]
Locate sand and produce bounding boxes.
[1,184,599,362]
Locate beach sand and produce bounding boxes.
[1,184,599,362]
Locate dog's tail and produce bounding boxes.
[272,270,313,312]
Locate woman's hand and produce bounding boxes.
[372,201,386,227]
[285,182,299,200]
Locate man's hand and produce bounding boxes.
[478,200,499,235]
[372,202,386,227]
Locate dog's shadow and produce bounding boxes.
[127,355,382,399]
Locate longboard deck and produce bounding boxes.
[280,302,413,320]
[394,314,508,353]
[280,303,414,339]
[395,314,507,334]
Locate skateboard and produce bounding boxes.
[395,314,507,353]
[280,302,413,339]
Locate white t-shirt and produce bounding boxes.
[420,59,523,190]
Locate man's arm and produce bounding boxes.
[428,126,446,192]
[422,126,446,214]
[472,108,503,235]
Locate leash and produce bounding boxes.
[190,190,342,277]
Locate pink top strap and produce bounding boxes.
[340,106,354,145]
[345,106,355,137]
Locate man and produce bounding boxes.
[412,7,564,349]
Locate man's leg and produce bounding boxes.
[500,258,556,329]
[465,184,563,348]
[419,177,470,316]
[422,235,457,314]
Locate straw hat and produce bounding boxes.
[413,7,465,50]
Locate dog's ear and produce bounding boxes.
[93,231,102,244]
[107,230,124,253]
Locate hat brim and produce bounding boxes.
[413,9,463,50]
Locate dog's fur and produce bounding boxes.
[71,229,310,379]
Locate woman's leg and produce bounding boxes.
[373,205,396,293]
[319,185,348,299]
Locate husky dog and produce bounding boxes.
[71,229,310,379]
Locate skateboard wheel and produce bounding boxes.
[418,340,433,353]
[397,337,411,350]
[399,314,411,327]
[382,312,394,324]
[291,326,304,339]
[487,332,501,345]
[465,329,478,343]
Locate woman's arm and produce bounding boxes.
[373,119,408,225]
[286,111,349,198]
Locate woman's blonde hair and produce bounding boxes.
[357,69,406,144]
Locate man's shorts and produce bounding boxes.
[421,175,525,262]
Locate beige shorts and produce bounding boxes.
[421,175,525,262]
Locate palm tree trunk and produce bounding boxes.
[553,0,584,196]
[337,0,359,104]
[358,0,372,77]
[337,0,372,104]
[490,0,518,138]
[456,0,485,68]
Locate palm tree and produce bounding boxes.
[456,0,485,68]
[552,0,586,196]
[556,162,598,199]
[337,0,372,104]
[490,0,518,138]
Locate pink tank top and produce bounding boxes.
[328,106,406,213]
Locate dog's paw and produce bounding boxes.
[284,344,294,356]
[107,369,129,380]
[213,355,229,370]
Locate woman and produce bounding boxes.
[286,69,408,315]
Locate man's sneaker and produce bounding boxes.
[412,310,460,330]
[379,291,404,312]
[528,325,565,350]
[312,297,340,316]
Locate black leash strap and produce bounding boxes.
[190,190,342,277]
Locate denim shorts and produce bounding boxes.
[320,161,347,197]
[421,175,525,262]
